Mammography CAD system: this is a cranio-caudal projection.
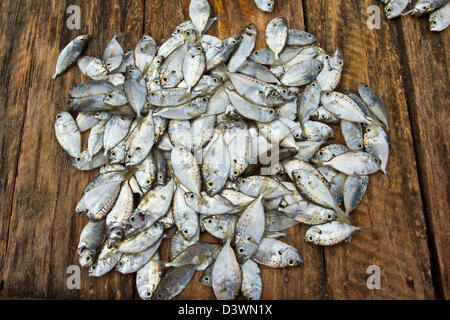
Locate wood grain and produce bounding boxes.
[397,12,449,299]
[303,0,436,299]
[0,0,447,299]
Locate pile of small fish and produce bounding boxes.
[382,0,450,31]
[53,0,391,300]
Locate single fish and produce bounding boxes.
[136,253,163,300]
[153,264,197,300]
[212,239,242,300]
[53,35,90,79]
[252,238,303,268]
[305,221,360,246]
[234,194,265,264]
[55,111,82,157]
[241,260,262,300]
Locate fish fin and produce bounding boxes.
[402,9,413,16]
[335,207,351,225]
[52,73,58,80]
[178,87,191,102]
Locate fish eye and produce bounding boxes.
[76,157,81,161]
[146,292,151,297]
[118,262,123,266]
[288,259,294,266]
[240,179,246,184]
[213,78,217,82]
[157,294,162,298]
[254,51,259,55]
[162,77,167,82]
[311,83,316,87]
[154,80,160,84]
[202,98,208,102]
[358,144,363,148]
[207,181,213,187]
[374,158,379,163]
[204,277,209,281]
[190,193,195,199]
[176,29,181,33]
[269,109,274,114]
[111,152,116,156]
[130,216,135,222]
[327,214,332,219]
[238,248,244,253]
[282,89,287,94]
[183,229,189,234]
[233,170,239,175]
[91,266,96,270]
[151,92,155,96]
[339,61,343,65]
[146,180,151,184]
[309,236,313,241]
[308,34,313,38]
[86,256,91,261]
[319,151,324,156]
[387,8,392,12]
[108,94,113,98]
[326,92,330,96]
[127,154,132,159]
[207,219,213,224]
[56,114,61,119]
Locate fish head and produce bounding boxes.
[320,91,334,105]
[311,146,334,164]
[256,0,274,12]
[280,247,303,267]
[109,144,127,164]
[182,29,197,42]
[304,226,322,244]
[179,218,199,240]
[72,151,90,170]
[115,256,128,273]
[79,250,95,268]
[330,50,344,71]
[235,237,257,264]
[243,24,257,37]
[151,55,164,68]
[75,35,90,44]
[413,2,431,16]
[384,2,406,19]
[224,34,243,48]
[127,209,146,234]
[184,192,199,208]
[205,178,222,196]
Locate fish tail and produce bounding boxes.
[335,207,350,225]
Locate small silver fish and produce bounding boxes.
[53,35,89,79]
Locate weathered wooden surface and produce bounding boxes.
[0,0,447,299]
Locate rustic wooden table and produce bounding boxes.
[0,0,448,300]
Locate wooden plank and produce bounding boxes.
[0,0,51,298]
[0,0,144,299]
[398,14,449,299]
[303,0,435,299]
[0,0,443,300]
